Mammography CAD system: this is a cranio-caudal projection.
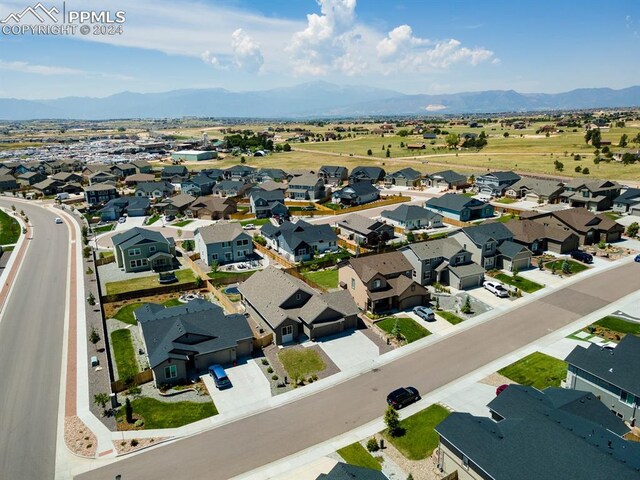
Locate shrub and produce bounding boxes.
[130,439,139,447]
[384,405,401,436]
[272,375,278,381]
[83,246,91,258]
[261,358,269,366]
[308,377,314,383]
[87,292,96,306]
[312,374,318,381]
[86,267,93,275]
[267,367,273,374]
[134,419,144,428]
[127,385,141,396]
[366,437,379,452]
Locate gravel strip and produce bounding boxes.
[113,437,167,455]
[479,372,515,388]
[65,416,97,458]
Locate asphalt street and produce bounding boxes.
[0,200,69,480]
[78,261,640,480]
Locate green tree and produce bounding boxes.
[283,143,291,152]
[367,149,373,156]
[460,295,472,314]
[590,128,602,148]
[582,167,590,175]
[397,129,409,137]
[553,160,564,172]
[537,257,544,270]
[512,265,519,280]
[626,222,639,238]
[561,259,571,275]
[619,133,628,147]
[391,318,402,341]
[125,397,134,423]
[445,132,460,148]
[386,148,390,158]
[210,260,220,274]
[575,165,582,173]
[94,392,110,415]
[406,231,415,243]
[384,405,401,436]
[89,327,100,351]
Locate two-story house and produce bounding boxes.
[349,166,386,184]
[505,177,565,204]
[336,214,394,248]
[287,173,327,201]
[194,221,253,266]
[88,170,118,186]
[212,180,253,198]
[155,193,196,217]
[400,238,485,289]
[318,165,349,186]
[560,179,622,211]
[99,196,150,222]
[134,181,174,199]
[339,251,430,314]
[161,165,189,182]
[503,218,579,254]
[84,183,118,206]
[381,204,444,231]
[474,171,521,197]
[565,334,640,424]
[224,165,257,183]
[613,188,640,214]
[110,163,137,179]
[384,168,422,187]
[332,181,380,206]
[261,220,338,262]
[424,193,494,222]
[249,189,288,219]
[180,174,216,197]
[451,222,532,271]
[111,227,176,273]
[239,266,359,344]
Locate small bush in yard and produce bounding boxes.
[130,439,138,447]
[134,419,144,428]
[272,374,278,381]
[261,358,269,366]
[312,374,318,381]
[366,437,379,452]
[267,367,273,374]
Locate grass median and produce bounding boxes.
[111,329,140,380]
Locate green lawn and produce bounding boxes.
[592,316,640,335]
[173,219,193,227]
[110,329,140,380]
[545,259,589,275]
[146,214,161,225]
[113,298,182,325]
[239,217,271,227]
[498,351,568,389]
[99,251,114,259]
[495,197,517,204]
[437,311,465,325]
[302,268,338,289]
[494,214,519,223]
[105,269,197,295]
[207,270,255,281]
[278,348,325,380]
[116,397,218,429]
[602,212,621,221]
[93,224,115,233]
[337,442,381,471]
[0,209,21,245]
[377,317,431,343]
[494,273,544,293]
[384,404,451,460]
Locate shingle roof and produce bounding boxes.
[316,462,388,480]
[614,188,640,205]
[503,218,574,244]
[381,204,439,223]
[289,173,321,186]
[135,299,253,368]
[496,240,529,259]
[347,251,412,282]
[249,189,285,202]
[435,385,640,480]
[195,221,246,244]
[386,167,422,180]
[509,177,564,197]
[447,262,485,278]
[99,196,150,213]
[84,183,117,192]
[565,334,640,396]
[481,170,521,182]
[135,181,173,193]
[261,220,337,250]
[428,169,467,184]
[551,208,621,233]
[350,166,385,181]
[425,193,487,212]
[334,182,378,198]
[460,222,513,246]
[337,214,383,235]
[401,238,467,261]
[112,227,170,251]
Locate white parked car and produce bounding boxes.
[483,280,509,298]
[54,217,63,224]
[243,223,255,230]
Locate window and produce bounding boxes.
[211,253,218,261]
[164,364,177,379]
[351,278,356,290]
[129,259,145,269]
[423,271,431,280]
[225,252,233,261]
[620,391,635,406]
[425,258,431,265]
[462,455,469,469]
[373,279,381,289]
[236,240,243,246]
[295,293,301,300]
[456,255,464,264]
[128,248,141,256]
[282,325,293,336]
[149,246,156,253]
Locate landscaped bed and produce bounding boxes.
[493,272,544,293]
[239,217,271,227]
[544,259,589,275]
[278,347,326,381]
[173,219,194,228]
[384,404,451,460]
[115,397,218,429]
[582,315,640,342]
[497,351,567,390]
[105,269,197,295]
[376,317,431,344]
[337,442,382,471]
[111,329,140,380]
[301,268,338,290]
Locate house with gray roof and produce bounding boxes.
[134,181,174,199]
[565,334,640,423]
[111,163,137,179]
[16,171,46,186]
[238,267,359,344]
[213,180,253,197]
[400,238,484,289]
[84,183,118,206]
[384,167,422,187]
[161,165,189,181]
[424,170,469,190]
[155,193,196,216]
[560,179,621,211]
[339,251,430,314]
[88,170,117,186]
[319,165,349,186]
[381,204,443,231]
[613,188,640,214]
[224,164,257,182]
[135,299,253,387]
[425,193,494,222]
[287,173,327,202]
[474,171,521,197]
[180,173,216,197]
[249,189,288,219]
[503,218,579,254]
[194,221,253,266]
[332,182,380,206]
[261,219,338,262]
[99,196,150,222]
[435,385,640,480]
[255,168,289,183]
[349,166,386,184]
[336,214,394,248]
[0,175,18,192]
[451,222,532,271]
[505,177,565,203]
[316,463,388,480]
[111,227,176,272]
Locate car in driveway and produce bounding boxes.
[570,250,593,264]
[386,386,420,409]
[54,217,63,224]
[118,216,126,224]
[209,364,232,389]
[243,223,255,230]
[483,280,509,298]
[413,306,435,321]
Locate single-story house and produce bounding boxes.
[134,181,174,199]
[503,218,579,254]
[332,182,380,206]
[186,195,237,220]
[155,193,196,217]
[261,220,338,262]
[381,204,444,230]
[99,196,150,222]
[505,177,565,203]
[0,175,19,192]
[349,166,386,184]
[425,193,494,222]
[124,173,156,186]
[613,188,640,214]
[424,170,469,190]
[384,168,422,187]
[336,214,395,247]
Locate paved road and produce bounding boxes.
[79,261,640,480]
[0,200,69,479]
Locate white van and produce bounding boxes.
[55,192,70,201]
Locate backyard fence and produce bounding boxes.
[95,255,115,267]
[110,369,154,394]
[441,217,473,228]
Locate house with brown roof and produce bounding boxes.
[186,195,237,220]
[559,180,621,211]
[521,208,624,245]
[124,173,156,186]
[502,218,579,254]
[339,251,430,314]
[238,267,359,344]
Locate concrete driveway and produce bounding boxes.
[113,215,146,232]
[202,359,271,414]
[404,311,457,337]
[468,284,515,308]
[312,330,379,372]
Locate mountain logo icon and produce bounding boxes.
[1,3,60,24]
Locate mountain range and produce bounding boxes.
[1,81,639,120]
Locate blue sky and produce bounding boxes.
[0,0,638,99]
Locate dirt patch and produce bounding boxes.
[64,416,97,458]
[375,433,444,480]
[103,292,183,318]
[113,437,166,455]
[583,325,625,343]
[479,372,515,388]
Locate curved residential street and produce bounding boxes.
[0,200,69,480]
[78,261,640,480]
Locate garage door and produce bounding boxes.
[460,274,483,289]
[512,257,531,271]
[399,295,423,311]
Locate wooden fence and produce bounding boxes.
[253,242,296,268]
[111,369,154,393]
[95,255,115,266]
[442,217,473,228]
[337,238,371,254]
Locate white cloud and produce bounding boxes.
[230,28,264,72]
[0,60,134,80]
